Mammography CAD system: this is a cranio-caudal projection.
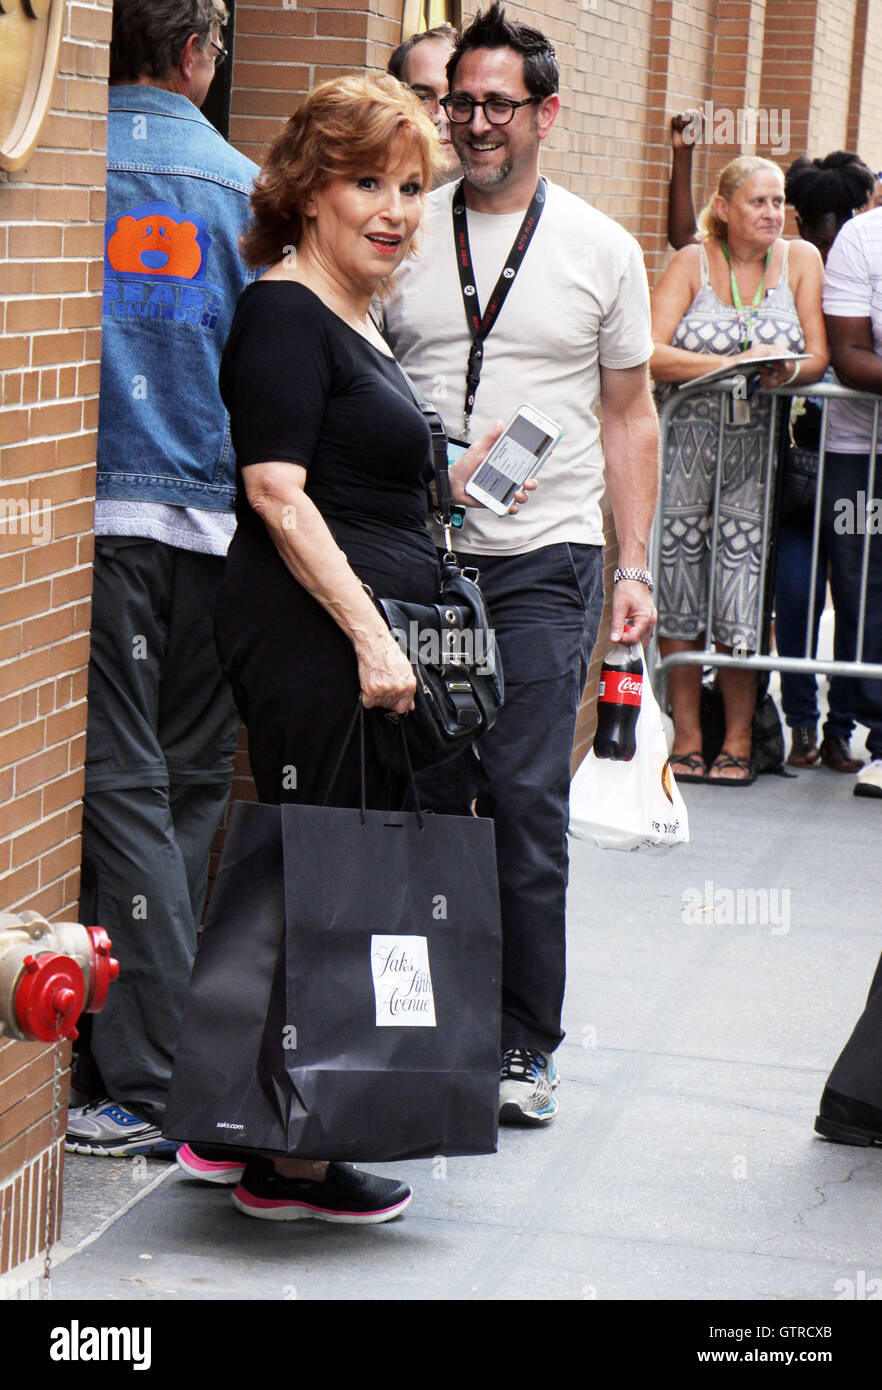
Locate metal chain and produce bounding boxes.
[41,1040,62,1301]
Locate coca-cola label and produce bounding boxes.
[598,670,643,706]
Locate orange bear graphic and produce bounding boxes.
[107,213,202,278]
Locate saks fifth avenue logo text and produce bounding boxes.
[371,936,437,1027]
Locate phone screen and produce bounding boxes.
[473,416,554,504]
[447,439,469,468]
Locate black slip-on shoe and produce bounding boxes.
[814,1087,882,1147]
[232,1159,412,1223]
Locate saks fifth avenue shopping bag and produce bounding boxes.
[163,796,502,1159]
[568,652,690,852]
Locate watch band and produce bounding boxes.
[613,566,654,592]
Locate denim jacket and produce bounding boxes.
[97,87,258,511]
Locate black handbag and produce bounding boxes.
[368,380,504,772]
[779,445,818,526]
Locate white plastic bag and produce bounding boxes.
[568,645,690,852]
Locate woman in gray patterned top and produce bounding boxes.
[651,156,828,783]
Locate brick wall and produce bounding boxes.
[0,0,112,1286]
[809,0,857,155]
[854,0,882,166]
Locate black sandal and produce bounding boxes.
[669,750,707,784]
[708,749,756,785]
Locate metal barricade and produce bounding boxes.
[649,376,882,706]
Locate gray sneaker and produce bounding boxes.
[499,1047,558,1125]
[65,1098,177,1157]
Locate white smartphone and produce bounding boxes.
[464,404,562,516]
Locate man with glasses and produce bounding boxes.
[388,23,461,186]
[384,3,658,1126]
[66,0,258,1158]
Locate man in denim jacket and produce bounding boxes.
[67,0,258,1158]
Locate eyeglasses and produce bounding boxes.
[440,94,541,125]
[210,38,228,68]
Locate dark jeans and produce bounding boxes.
[76,539,238,1125]
[775,518,853,738]
[826,948,882,1109]
[821,453,882,760]
[416,542,605,1056]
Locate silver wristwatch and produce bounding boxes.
[613,566,654,592]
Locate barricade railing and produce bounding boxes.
[649,376,882,707]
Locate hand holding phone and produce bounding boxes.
[462,404,562,516]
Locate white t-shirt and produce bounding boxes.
[383,178,654,554]
[823,207,882,454]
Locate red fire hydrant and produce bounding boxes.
[0,912,119,1043]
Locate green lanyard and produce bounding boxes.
[722,244,772,350]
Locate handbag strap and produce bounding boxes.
[323,699,367,824]
[322,698,425,829]
[395,363,465,556]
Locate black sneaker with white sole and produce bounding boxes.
[232,1159,412,1224]
[499,1047,559,1125]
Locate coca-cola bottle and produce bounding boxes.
[593,642,643,761]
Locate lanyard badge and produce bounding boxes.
[452,178,546,437]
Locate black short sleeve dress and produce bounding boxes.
[215,281,440,807]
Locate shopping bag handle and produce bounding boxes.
[322,699,424,829]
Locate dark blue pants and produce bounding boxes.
[416,542,605,1055]
[775,519,853,738]
[821,453,882,760]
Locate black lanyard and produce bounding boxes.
[451,177,546,436]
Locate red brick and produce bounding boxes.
[42,768,85,817]
[39,838,80,887]
[0,410,29,446]
[0,263,35,295]
[0,336,29,371]
[24,537,79,583]
[34,187,91,223]
[44,701,87,750]
[0,581,52,625]
[0,790,42,843]
[10,813,69,876]
[62,224,103,258]
[52,499,96,539]
[61,296,102,330]
[235,7,316,37]
[33,261,89,296]
[28,401,84,440]
[0,861,40,907]
[64,152,107,187]
[30,331,86,368]
[22,609,76,654]
[2,373,23,406]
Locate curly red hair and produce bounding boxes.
[241,73,441,268]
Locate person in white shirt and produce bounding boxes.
[384,2,658,1124]
[821,207,882,798]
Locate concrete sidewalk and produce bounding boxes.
[50,751,882,1301]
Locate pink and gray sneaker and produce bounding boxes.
[176,1143,247,1185]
